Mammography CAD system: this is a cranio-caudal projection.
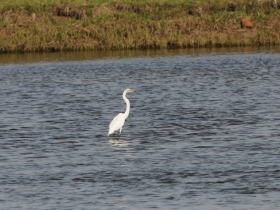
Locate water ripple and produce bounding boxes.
[0,50,280,209]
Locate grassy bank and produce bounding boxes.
[0,0,280,53]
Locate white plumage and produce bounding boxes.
[108,88,135,136]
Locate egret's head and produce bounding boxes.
[125,88,135,93]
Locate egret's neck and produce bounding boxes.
[123,92,130,119]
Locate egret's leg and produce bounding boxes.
[118,127,122,139]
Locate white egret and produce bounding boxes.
[108,88,135,137]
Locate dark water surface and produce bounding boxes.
[1,48,280,209]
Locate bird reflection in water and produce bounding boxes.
[108,138,130,147]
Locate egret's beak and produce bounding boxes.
[129,89,135,92]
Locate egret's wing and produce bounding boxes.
[108,113,125,135]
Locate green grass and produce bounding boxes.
[0,0,279,52]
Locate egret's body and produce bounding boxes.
[108,88,135,136]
